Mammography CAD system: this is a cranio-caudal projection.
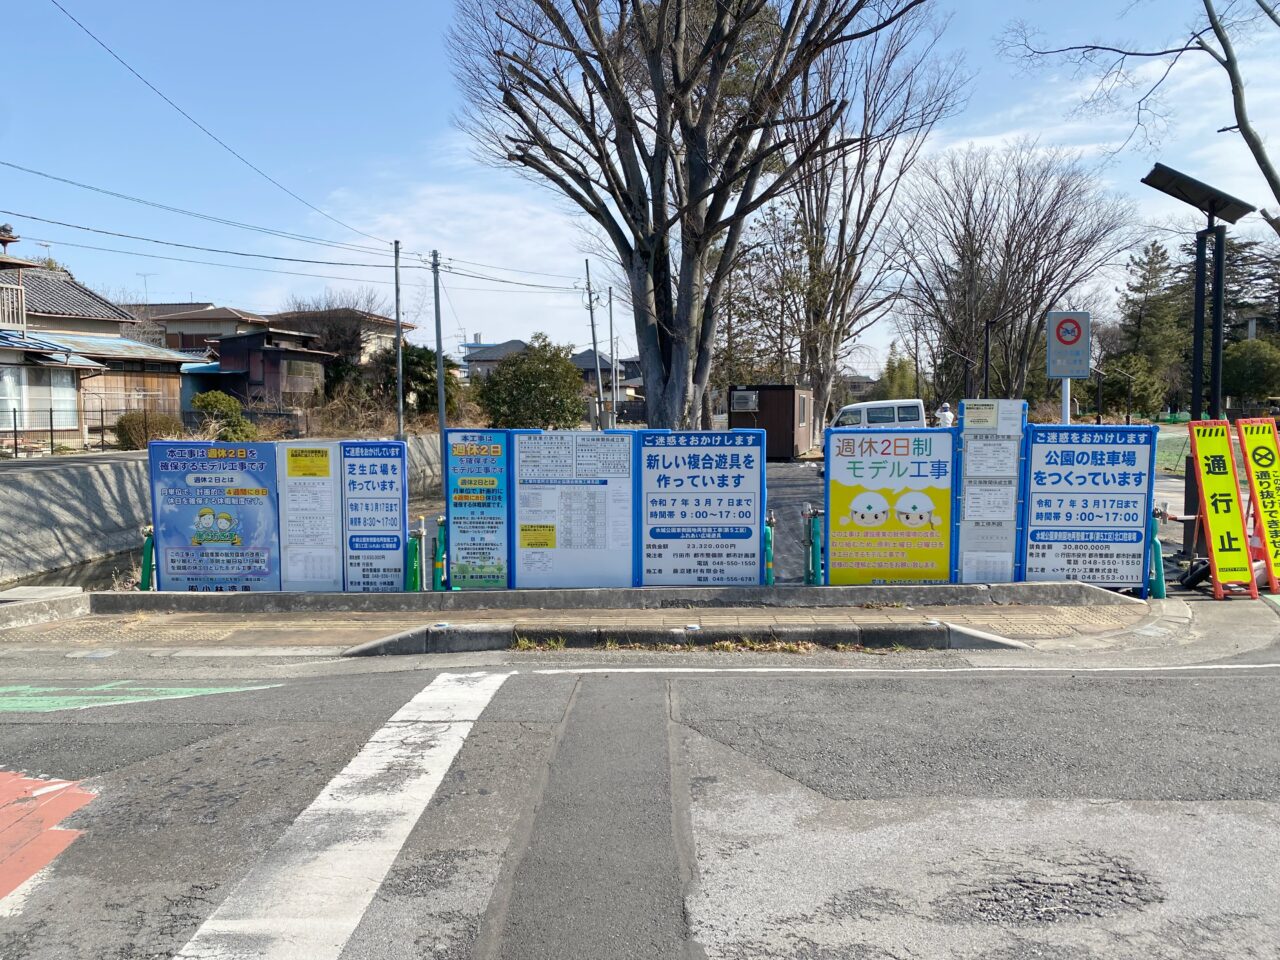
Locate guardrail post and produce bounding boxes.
[140,533,154,591]
[48,406,55,455]
[11,409,16,459]
[801,503,825,586]
[432,516,447,591]
[1148,513,1166,599]
[763,510,775,586]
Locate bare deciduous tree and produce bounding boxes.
[896,141,1136,401]
[1002,0,1280,236]
[451,0,933,427]
[773,10,961,421]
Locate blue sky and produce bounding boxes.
[3,1,1277,371]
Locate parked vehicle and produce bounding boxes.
[830,399,926,429]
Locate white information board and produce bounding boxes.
[958,399,1026,584]
[1023,426,1155,588]
[639,431,765,586]
[513,432,635,589]
[278,441,343,592]
[341,441,408,592]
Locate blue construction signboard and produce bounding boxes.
[148,441,282,592]
[640,430,766,585]
[1022,425,1157,592]
[340,441,409,592]
[445,429,511,589]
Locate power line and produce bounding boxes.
[0,160,387,256]
[44,0,387,245]
[1,210,395,268]
[446,257,580,281]
[18,233,583,295]
[438,264,578,291]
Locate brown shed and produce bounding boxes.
[727,384,816,460]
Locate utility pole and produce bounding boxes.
[585,259,605,429]
[394,241,404,440]
[432,250,448,456]
[608,287,617,425]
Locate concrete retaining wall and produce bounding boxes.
[0,457,151,583]
[405,434,442,500]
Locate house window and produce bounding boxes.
[798,395,807,426]
[0,366,20,428]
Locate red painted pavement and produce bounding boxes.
[0,771,95,901]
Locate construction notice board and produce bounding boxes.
[512,432,635,589]
[148,442,282,592]
[1189,422,1255,596]
[1237,418,1280,592]
[639,430,765,586]
[825,428,957,585]
[340,441,408,592]
[278,441,343,592]
[446,429,511,589]
[1023,426,1156,591]
[957,399,1026,583]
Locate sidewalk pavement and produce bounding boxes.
[0,602,1155,655]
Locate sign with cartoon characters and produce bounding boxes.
[824,429,957,585]
[148,442,282,591]
[639,430,765,586]
[446,429,511,590]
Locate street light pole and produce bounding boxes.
[585,260,605,429]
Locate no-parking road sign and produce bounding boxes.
[1046,311,1091,379]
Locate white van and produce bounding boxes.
[830,399,927,429]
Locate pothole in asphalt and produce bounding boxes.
[932,848,1163,925]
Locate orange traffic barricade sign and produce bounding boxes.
[1236,418,1280,594]
[1188,421,1258,599]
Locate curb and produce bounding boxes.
[91,581,1135,616]
[0,594,91,631]
[341,619,1028,657]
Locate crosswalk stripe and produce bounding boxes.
[173,671,509,960]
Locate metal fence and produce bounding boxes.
[2,403,316,458]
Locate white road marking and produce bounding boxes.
[173,671,509,960]
[531,663,1280,675]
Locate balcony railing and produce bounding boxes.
[0,283,25,332]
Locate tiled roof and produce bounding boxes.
[33,333,193,364]
[268,308,416,331]
[19,269,136,322]
[123,302,214,321]
[147,306,268,323]
[464,339,528,362]
[571,348,614,369]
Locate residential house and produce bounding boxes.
[183,328,332,413]
[124,302,271,357]
[268,306,414,363]
[462,339,528,380]
[0,232,191,448]
[571,348,623,393]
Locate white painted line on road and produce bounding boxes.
[173,670,509,960]
[531,663,1280,676]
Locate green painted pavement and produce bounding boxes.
[0,681,281,713]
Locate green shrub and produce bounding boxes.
[191,390,244,420]
[191,389,258,441]
[216,417,259,442]
[115,411,184,449]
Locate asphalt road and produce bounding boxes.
[2,644,1279,960]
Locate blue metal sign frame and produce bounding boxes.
[1020,424,1158,597]
[823,426,961,586]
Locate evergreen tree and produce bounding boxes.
[869,342,917,400]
